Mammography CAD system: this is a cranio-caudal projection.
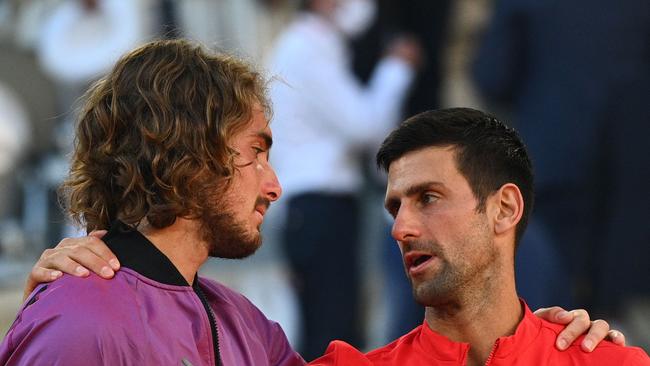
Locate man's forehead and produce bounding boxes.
[388,146,456,176]
[253,121,273,142]
[386,146,461,194]
[239,108,272,138]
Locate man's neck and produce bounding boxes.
[424,270,522,366]
[138,218,209,285]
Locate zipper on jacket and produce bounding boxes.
[484,339,500,366]
[194,284,223,366]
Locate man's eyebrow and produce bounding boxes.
[384,196,399,214]
[384,181,445,212]
[256,132,273,149]
[404,181,445,197]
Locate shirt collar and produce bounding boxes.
[491,302,542,359]
[103,220,189,286]
[418,318,470,362]
[417,300,541,361]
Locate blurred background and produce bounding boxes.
[0,0,647,358]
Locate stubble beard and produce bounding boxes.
[199,195,263,259]
[410,226,498,308]
[409,241,460,307]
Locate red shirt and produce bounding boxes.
[310,304,649,365]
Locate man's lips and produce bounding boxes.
[255,206,267,217]
[254,197,270,217]
[403,251,436,276]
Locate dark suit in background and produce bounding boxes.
[472,0,650,325]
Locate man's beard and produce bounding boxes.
[406,237,497,307]
[199,196,266,259]
[406,241,460,306]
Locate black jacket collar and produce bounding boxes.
[103,220,189,286]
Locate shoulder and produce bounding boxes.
[21,271,136,320]
[536,319,650,365]
[363,326,423,365]
[1,272,144,365]
[562,342,650,365]
[308,329,424,366]
[308,341,372,366]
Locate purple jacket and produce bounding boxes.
[0,222,305,366]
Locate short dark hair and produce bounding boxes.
[61,39,269,232]
[376,108,534,247]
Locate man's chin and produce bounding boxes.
[208,234,263,259]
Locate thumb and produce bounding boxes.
[88,229,108,239]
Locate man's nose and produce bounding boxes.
[262,166,282,202]
[391,207,421,243]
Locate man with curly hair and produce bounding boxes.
[0,39,303,366]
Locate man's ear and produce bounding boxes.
[493,183,524,236]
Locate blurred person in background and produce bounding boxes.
[0,0,156,250]
[0,84,31,255]
[37,0,153,90]
[472,0,650,348]
[351,0,452,115]
[266,0,421,358]
[0,2,59,257]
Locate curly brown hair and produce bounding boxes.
[61,39,270,232]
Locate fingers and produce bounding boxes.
[580,319,609,352]
[536,307,624,352]
[44,238,119,278]
[80,234,120,271]
[88,230,108,239]
[30,266,64,283]
[535,306,574,350]
[22,266,63,301]
[534,306,574,324]
[607,329,626,346]
[23,234,119,301]
[39,248,94,277]
[27,248,90,300]
[537,307,591,351]
[52,235,120,272]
